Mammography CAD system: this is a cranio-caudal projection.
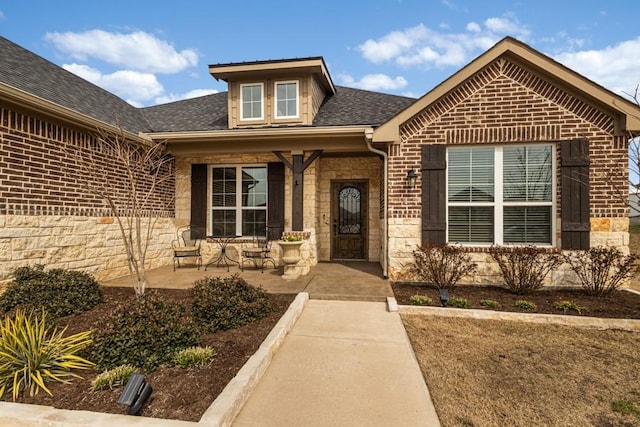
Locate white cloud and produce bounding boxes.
[154,88,219,105]
[466,22,481,33]
[45,30,198,73]
[338,73,408,91]
[62,63,164,102]
[0,10,5,20]
[358,16,530,68]
[553,37,640,97]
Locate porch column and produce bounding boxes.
[274,150,322,231]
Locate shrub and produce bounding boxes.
[515,300,537,310]
[0,309,93,400]
[408,243,477,290]
[173,346,215,368]
[192,275,273,332]
[409,295,433,306]
[0,265,103,316]
[91,364,137,391]
[488,246,561,294]
[448,297,470,309]
[89,293,200,371]
[563,247,639,296]
[554,300,584,315]
[480,299,501,309]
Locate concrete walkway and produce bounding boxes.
[231,299,440,427]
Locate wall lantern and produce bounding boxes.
[407,169,418,188]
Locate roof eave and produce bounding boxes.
[0,82,149,142]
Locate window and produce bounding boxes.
[275,81,298,118]
[447,144,553,245]
[210,165,267,236]
[240,83,263,120]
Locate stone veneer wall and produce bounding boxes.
[316,156,382,262]
[0,106,176,285]
[386,58,629,284]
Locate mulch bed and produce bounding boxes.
[11,287,296,422]
[392,283,640,319]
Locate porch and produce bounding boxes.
[101,262,393,302]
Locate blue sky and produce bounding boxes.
[1,0,639,107]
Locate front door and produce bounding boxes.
[331,180,368,260]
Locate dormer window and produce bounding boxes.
[240,83,263,120]
[275,81,299,119]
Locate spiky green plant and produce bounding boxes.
[173,346,215,369]
[0,309,94,400]
[91,364,137,391]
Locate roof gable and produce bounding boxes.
[373,37,640,142]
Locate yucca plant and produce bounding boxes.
[0,309,94,400]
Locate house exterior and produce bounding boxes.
[1,35,639,286]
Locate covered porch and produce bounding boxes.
[101,262,393,302]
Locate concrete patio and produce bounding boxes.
[102,261,394,302]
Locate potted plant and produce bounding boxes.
[277,233,304,279]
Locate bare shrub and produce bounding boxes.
[409,243,477,290]
[563,246,639,296]
[489,245,561,294]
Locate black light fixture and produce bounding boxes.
[117,373,152,415]
[407,169,418,188]
[439,288,449,307]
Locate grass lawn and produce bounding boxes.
[402,225,640,426]
[403,315,640,427]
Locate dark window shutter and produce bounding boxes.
[560,139,590,250]
[190,164,207,235]
[267,162,285,240]
[421,145,447,245]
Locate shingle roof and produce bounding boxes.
[0,36,416,134]
[141,92,229,131]
[313,86,415,127]
[0,36,151,133]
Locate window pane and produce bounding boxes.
[242,209,267,237]
[504,206,552,244]
[212,167,236,207]
[276,82,297,117]
[242,167,267,207]
[504,145,552,202]
[448,207,494,243]
[448,147,494,202]
[241,84,262,119]
[211,210,236,237]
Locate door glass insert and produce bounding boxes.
[338,186,361,234]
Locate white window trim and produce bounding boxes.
[208,164,268,237]
[240,83,264,121]
[446,143,557,247]
[274,80,299,119]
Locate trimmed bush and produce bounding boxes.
[488,246,561,294]
[192,275,273,332]
[448,297,470,309]
[0,265,103,316]
[563,247,639,296]
[408,243,477,290]
[0,309,93,400]
[89,293,200,371]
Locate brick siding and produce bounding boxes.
[388,57,628,220]
[1,106,174,217]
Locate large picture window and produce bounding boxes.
[211,165,267,237]
[447,145,553,245]
[275,81,298,118]
[240,83,263,120]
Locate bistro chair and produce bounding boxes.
[172,225,204,271]
[241,230,276,273]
